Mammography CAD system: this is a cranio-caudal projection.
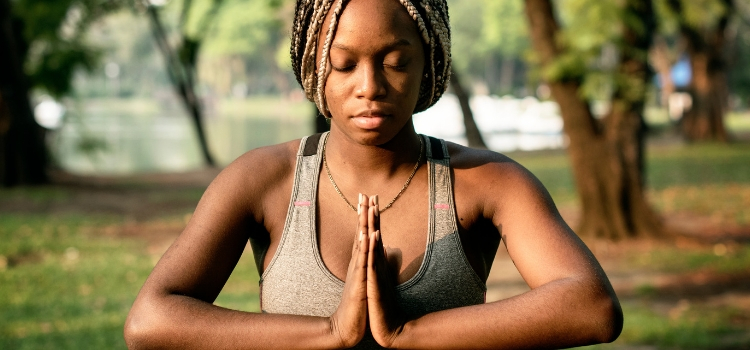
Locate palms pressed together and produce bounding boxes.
[330,194,406,348]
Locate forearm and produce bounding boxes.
[393,277,622,349]
[125,293,342,350]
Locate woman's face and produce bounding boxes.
[320,0,426,145]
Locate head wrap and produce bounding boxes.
[290,0,451,117]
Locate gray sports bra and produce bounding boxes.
[259,132,486,348]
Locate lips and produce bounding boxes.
[352,110,391,130]
[352,115,388,129]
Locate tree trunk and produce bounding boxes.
[668,0,731,141]
[146,5,216,167]
[683,53,729,141]
[450,69,487,149]
[0,0,47,187]
[524,0,661,239]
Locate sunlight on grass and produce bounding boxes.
[511,143,750,224]
[2,140,749,349]
[0,213,262,349]
[583,302,750,349]
[0,215,154,349]
[214,248,261,312]
[628,244,750,274]
[617,302,749,348]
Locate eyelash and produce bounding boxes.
[385,64,407,72]
[331,65,355,72]
[331,64,407,72]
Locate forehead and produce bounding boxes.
[330,0,422,47]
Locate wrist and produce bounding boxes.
[327,315,361,349]
[386,319,413,349]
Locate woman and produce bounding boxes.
[124,0,623,348]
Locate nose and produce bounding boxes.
[355,64,387,100]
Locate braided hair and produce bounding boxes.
[290,0,451,117]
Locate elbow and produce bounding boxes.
[591,292,624,344]
[124,312,153,350]
[124,300,165,350]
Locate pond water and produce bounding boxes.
[50,104,311,174]
[49,95,565,174]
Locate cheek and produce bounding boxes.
[323,75,347,114]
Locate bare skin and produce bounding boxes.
[124,0,623,348]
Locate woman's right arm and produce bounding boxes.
[124,144,369,349]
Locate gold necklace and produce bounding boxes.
[322,135,423,213]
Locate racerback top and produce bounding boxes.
[259,132,486,348]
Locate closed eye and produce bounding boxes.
[384,64,408,72]
[331,64,356,72]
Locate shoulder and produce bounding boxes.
[445,141,542,190]
[201,138,301,218]
[223,139,300,183]
[444,141,557,224]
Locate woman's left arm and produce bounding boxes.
[368,154,623,349]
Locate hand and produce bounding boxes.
[328,194,370,348]
[366,195,407,348]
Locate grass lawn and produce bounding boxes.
[1,139,749,349]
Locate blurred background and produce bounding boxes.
[1,0,749,348]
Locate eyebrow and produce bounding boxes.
[331,38,413,52]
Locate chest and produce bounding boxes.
[316,171,431,284]
[260,168,499,285]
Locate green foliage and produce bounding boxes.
[656,0,731,32]
[77,10,169,98]
[546,1,642,101]
[728,3,750,106]
[187,0,283,57]
[11,0,124,97]
[480,1,529,58]
[448,0,529,94]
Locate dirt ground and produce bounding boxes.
[5,169,750,347]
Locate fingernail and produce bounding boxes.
[358,193,363,214]
[359,230,363,241]
[373,195,379,206]
[375,230,380,240]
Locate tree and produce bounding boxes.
[728,1,750,106]
[0,0,46,186]
[524,0,662,239]
[137,0,221,166]
[1,0,120,186]
[663,0,734,141]
[450,69,487,149]
[448,0,529,96]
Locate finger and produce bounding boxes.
[372,195,380,232]
[368,229,379,287]
[357,194,369,250]
[354,221,369,277]
[373,230,393,287]
[352,193,365,254]
[348,197,370,281]
[367,230,386,303]
[368,204,377,237]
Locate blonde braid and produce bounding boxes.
[419,0,452,108]
[290,0,451,116]
[300,0,332,98]
[315,0,346,116]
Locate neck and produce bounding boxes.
[323,123,423,181]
